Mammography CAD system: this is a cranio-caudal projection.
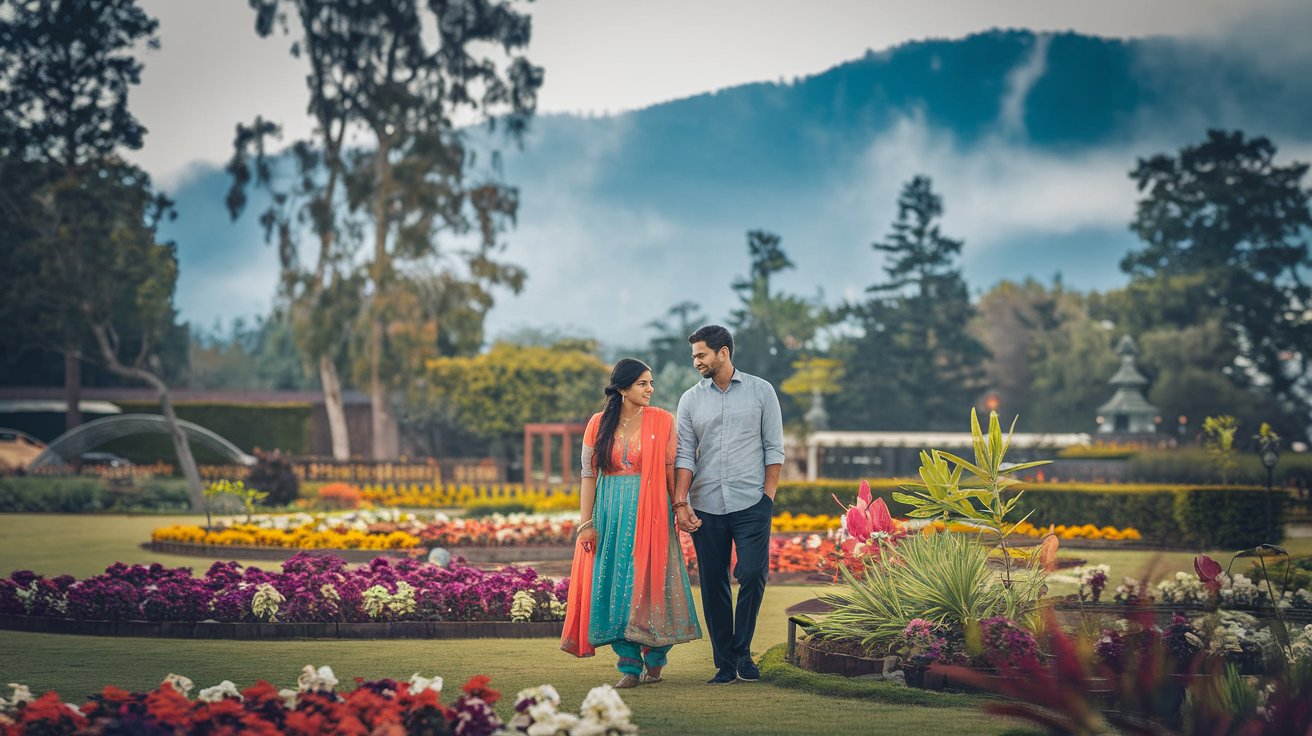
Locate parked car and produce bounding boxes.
[0,429,45,472]
[78,451,132,469]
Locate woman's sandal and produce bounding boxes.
[639,667,663,685]
[614,674,640,689]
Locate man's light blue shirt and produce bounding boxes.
[675,369,785,515]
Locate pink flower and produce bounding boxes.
[1194,554,1223,594]
[833,481,903,560]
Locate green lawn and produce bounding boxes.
[0,512,1028,735]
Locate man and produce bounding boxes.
[673,324,784,684]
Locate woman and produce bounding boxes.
[561,358,702,688]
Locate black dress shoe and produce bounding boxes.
[707,666,737,684]
[735,655,760,682]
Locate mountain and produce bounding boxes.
[161,27,1312,346]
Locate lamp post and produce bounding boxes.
[1259,431,1281,540]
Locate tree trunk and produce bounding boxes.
[64,350,82,432]
[319,353,351,460]
[369,138,399,460]
[89,325,205,509]
[369,318,399,460]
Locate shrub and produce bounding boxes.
[0,477,105,512]
[245,448,299,506]
[774,480,1286,549]
[1129,448,1312,486]
[463,499,535,518]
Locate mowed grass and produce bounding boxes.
[0,512,1026,736]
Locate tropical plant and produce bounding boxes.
[813,529,1045,652]
[893,408,1054,585]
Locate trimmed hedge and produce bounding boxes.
[0,477,106,512]
[100,401,313,463]
[774,479,1287,549]
[0,477,193,513]
[1128,449,1312,486]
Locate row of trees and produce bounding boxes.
[0,0,544,506]
[634,130,1311,441]
[169,128,1312,463]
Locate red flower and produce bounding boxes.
[16,691,89,731]
[460,675,501,705]
[144,684,194,727]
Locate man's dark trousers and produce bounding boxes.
[690,494,772,671]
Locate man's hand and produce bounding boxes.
[578,527,598,554]
[676,505,702,533]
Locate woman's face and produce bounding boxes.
[620,370,655,407]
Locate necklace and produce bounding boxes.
[619,407,642,430]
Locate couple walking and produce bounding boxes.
[561,325,786,688]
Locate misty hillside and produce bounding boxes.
[164,28,1312,344]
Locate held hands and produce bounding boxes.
[676,505,702,533]
[578,526,598,554]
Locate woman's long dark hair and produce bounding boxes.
[593,358,652,474]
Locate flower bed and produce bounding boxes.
[0,553,569,629]
[150,510,578,559]
[354,482,574,509]
[0,666,640,735]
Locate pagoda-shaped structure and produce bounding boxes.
[1096,335,1159,435]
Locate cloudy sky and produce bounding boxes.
[130,0,1296,186]
[125,0,1307,341]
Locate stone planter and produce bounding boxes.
[0,613,563,640]
[795,637,897,677]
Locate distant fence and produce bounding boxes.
[198,458,507,485]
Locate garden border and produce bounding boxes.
[0,613,563,640]
[143,541,575,563]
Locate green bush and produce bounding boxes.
[1173,487,1286,549]
[773,480,900,516]
[1128,449,1312,486]
[463,499,535,518]
[0,476,200,513]
[774,479,1286,549]
[1246,556,1312,592]
[0,477,106,512]
[126,479,193,512]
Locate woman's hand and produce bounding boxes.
[578,526,598,554]
[676,505,701,533]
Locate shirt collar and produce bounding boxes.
[703,369,743,391]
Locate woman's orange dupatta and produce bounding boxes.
[561,407,697,657]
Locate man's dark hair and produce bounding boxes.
[688,324,734,358]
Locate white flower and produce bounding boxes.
[0,683,33,712]
[527,711,580,735]
[198,680,242,703]
[161,673,194,696]
[511,590,537,623]
[251,583,285,622]
[409,673,443,695]
[278,688,299,709]
[297,665,338,693]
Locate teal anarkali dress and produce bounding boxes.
[561,407,702,676]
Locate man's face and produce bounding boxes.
[690,341,727,379]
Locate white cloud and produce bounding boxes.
[835,113,1140,249]
[998,33,1051,138]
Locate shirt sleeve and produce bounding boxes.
[675,392,697,473]
[761,382,785,467]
